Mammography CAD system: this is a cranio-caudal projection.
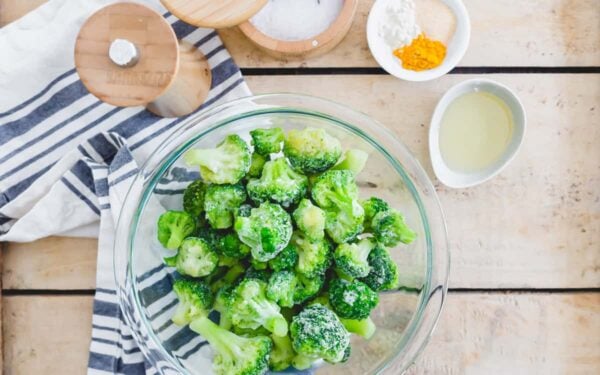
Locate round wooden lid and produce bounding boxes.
[74,3,179,107]
[161,0,268,28]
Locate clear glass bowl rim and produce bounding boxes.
[113,93,450,374]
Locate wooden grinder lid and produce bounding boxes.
[74,2,179,107]
[161,0,268,28]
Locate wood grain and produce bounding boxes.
[220,0,600,67]
[160,0,268,28]
[1,0,599,67]
[74,3,179,107]
[3,74,598,290]
[3,293,599,374]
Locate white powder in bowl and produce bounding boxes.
[251,0,344,41]
[378,0,420,49]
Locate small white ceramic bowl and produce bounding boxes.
[367,0,470,82]
[429,78,526,188]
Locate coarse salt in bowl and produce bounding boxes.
[239,0,358,59]
[367,0,470,81]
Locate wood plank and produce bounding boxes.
[3,237,97,290]
[3,293,599,374]
[4,73,598,290]
[3,295,93,375]
[1,0,599,67]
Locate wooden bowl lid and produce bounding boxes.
[74,2,179,107]
[161,0,268,28]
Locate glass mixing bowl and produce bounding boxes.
[114,94,449,374]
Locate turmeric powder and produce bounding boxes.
[393,34,446,71]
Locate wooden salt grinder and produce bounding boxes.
[74,2,212,118]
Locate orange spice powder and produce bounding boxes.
[393,34,447,71]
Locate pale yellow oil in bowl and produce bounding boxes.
[439,91,514,173]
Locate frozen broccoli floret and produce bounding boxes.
[164,237,219,278]
[292,232,332,278]
[250,257,269,270]
[217,232,250,259]
[339,316,376,340]
[171,278,213,326]
[311,170,364,244]
[283,128,342,174]
[333,238,376,279]
[213,286,233,329]
[209,263,246,293]
[237,204,253,218]
[294,273,325,304]
[268,244,299,272]
[269,334,295,371]
[184,134,251,184]
[372,209,416,247]
[182,179,207,218]
[189,316,272,375]
[247,153,267,178]
[196,226,220,249]
[250,127,285,156]
[267,270,297,308]
[204,184,246,229]
[331,149,369,176]
[293,199,326,241]
[244,267,271,282]
[328,278,379,320]
[361,197,390,231]
[247,158,308,208]
[360,246,400,291]
[234,202,293,262]
[290,304,350,364]
[157,210,196,250]
[228,278,289,337]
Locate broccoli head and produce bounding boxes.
[311,170,364,244]
[372,209,416,247]
[293,199,326,241]
[294,273,325,304]
[328,278,379,320]
[269,334,295,372]
[182,179,207,218]
[331,149,369,176]
[247,158,308,208]
[228,278,289,337]
[164,237,219,278]
[250,127,285,156]
[247,153,267,178]
[283,128,342,174]
[290,304,350,364]
[333,237,376,279]
[360,246,400,291]
[267,270,297,308]
[217,232,250,259]
[204,184,247,229]
[361,197,390,232]
[171,278,213,326]
[268,244,299,272]
[184,134,251,184]
[189,316,272,375]
[234,202,293,262]
[157,210,196,250]
[292,232,332,278]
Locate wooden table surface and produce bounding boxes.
[1,0,600,374]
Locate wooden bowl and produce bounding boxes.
[238,0,358,59]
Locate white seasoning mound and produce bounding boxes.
[378,0,420,49]
[251,0,344,41]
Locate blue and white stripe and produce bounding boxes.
[0,1,251,374]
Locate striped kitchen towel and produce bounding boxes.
[0,0,251,373]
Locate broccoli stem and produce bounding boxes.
[292,353,315,370]
[190,316,243,359]
[340,317,376,340]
